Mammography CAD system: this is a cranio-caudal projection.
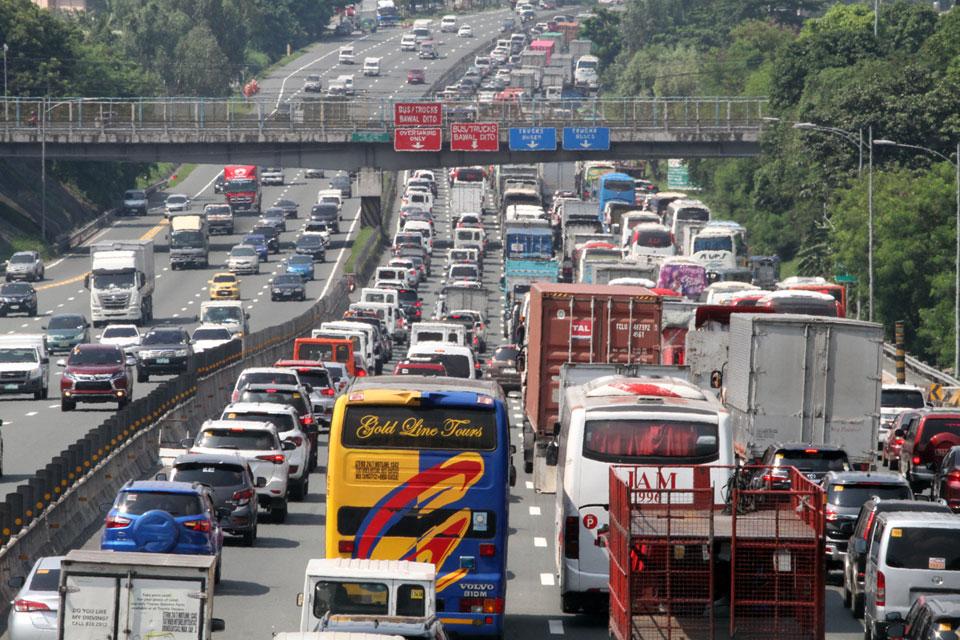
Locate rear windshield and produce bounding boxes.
[828,484,912,507]
[885,527,960,570]
[296,341,351,363]
[431,353,471,378]
[397,289,418,304]
[29,567,60,592]
[882,389,926,409]
[776,450,849,472]
[174,463,245,487]
[116,492,203,517]
[222,410,297,432]
[313,581,391,618]
[451,265,478,279]
[455,169,485,182]
[582,419,719,464]
[292,369,332,389]
[237,372,298,388]
[238,391,310,416]
[197,429,276,450]
[920,418,960,443]
[493,346,518,361]
[341,405,497,450]
[635,230,673,248]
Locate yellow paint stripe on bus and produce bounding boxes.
[34,220,167,292]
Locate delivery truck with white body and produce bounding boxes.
[449,181,486,217]
[723,313,882,467]
[56,550,224,640]
[87,240,155,326]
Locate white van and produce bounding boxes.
[412,19,432,41]
[314,327,373,373]
[401,33,418,51]
[402,219,434,254]
[336,74,355,96]
[864,512,960,640]
[403,190,433,212]
[0,334,50,400]
[454,227,485,254]
[409,322,466,347]
[440,15,458,32]
[555,374,733,613]
[360,287,400,312]
[405,342,478,379]
[351,301,402,342]
[363,57,381,76]
[338,46,355,64]
[574,55,599,90]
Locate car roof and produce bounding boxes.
[867,498,951,515]
[74,343,120,352]
[877,511,960,526]
[124,480,200,494]
[201,418,278,432]
[823,471,908,485]
[224,401,299,415]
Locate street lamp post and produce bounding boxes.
[41,97,46,242]
[794,121,872,319]
[875,138,960,375]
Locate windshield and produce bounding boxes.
[676,207,710,222]
[124,191,146,200]
[92,272,135,290]
[225,179,256,193]
[222,410,297,433]
[67,348,122,366]
[9,254,34,264]
[206,206,231,216]
[103,326,138,338]
[583,419,719,463]
[493,346,518,361]
[1,283,31,295]
[116,492,202,517]
[237,371,298,388]
[174,463,245,487]
[882,389,926,409]
[451,265,479,279]
[635,229,673,248]
[0,348,38,364]
[298,236,323,248]
[341,405,497,449]
[203,307,242,324]
[920,418,960,444]
[171,231,205,248]
[578,59,597,70]
[212,274,236,284]
[291,369,331,389]
[426,353,470,378]
[694,236,734,253]
[231,247,256,257]
[193,329,232,341]
[602,179,634,192]
[885,527,960,569]
[197,428,276,451]
[829,483,911,507]
[143,331,183,346]
[313,581,392,618]
[505,232,553,257]
[49,315,85,330]
[289,256,312,266]
[238,391,310,416]
[274,276,302,286]
[243,236,265,246]
[776,450,849,472]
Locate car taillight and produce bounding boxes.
[232,488,254,505]
[913,456,921,465]
[825,506,839,521]
[894,437,904,445]
[948,470,960,482]
[460,597,503,613]
[563,516,579,559]
[14,599,50,613]
[256,454,285,464]
[876,570,886,606]
[415,300,422,307]
[301,414,314,426]
[338,540,355,553]
[105,515,131,529]
[357,369,367,377]
[321,387,335,396]
[479,543,496,557]
[183,519,212,533]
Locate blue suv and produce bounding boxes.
[100,481,225,582]
[284,255,315,281]
[241,234,270,262]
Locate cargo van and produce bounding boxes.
[440,15,458,31]
[0,334,50,400]
[410,322,467,347]
[405,342,478,379]
[864,512,960,640]
[363,57,381,76]
[454,227,485,254]
[350,301,401,342]
[314,327,373,374]
[319,321,383,374]
[360,287,400,312]
[338,46,355,64]
[555,372,732,613]
[293,337,355,375]
[402,220,434,254]
[401,33,418,51]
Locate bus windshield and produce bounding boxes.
[694,236,733,253]
[341,405,497,450]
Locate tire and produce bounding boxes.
[524,459,533,474]
[118,397,130,409]
[842,584,851,609]
[137,369,149,383]
[29,306,36,317]
[214,555,222,584]
[560,592,580,614]
[854,592,865,619]
[290,476,308,501]
[241,524,257,547]
[272,500,288,523]
[33,388,43,400]
[271,296,277,302]
[40,384,48,400]
[61,398,76,411]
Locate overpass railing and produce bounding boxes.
[0,96,769,135]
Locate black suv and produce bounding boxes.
[252,223,281,254]
[0,282,38,317]
[752,443,850,490]
[843,498,950,618]
[137,327,194,381]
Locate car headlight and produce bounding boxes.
[30,367,43,379]
[174,348,189,357]
[111,369,126,380]
[62,371,77,381]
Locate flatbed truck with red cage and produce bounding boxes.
[607,464,826,640]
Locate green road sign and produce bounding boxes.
[351,131,391,143]
[835,274,858,283]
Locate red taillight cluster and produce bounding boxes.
[894,437,904,445]
[357,369,367,377]
[321,388,335,396]
[256,454,285,464]
[14,599,50,613]
[825,506,839,522]
[479,543,496,557]
[459,597,503,614]
[105,515,131,529]
[913,456,921,465]
[876,571,886,606]
[232,488,254,506]
[183,519,212,533]
[338,540,355,553]
[301,414,314,425]
[948,470,960,483]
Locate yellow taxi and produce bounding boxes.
[207,272,241,300]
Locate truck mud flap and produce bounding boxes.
[533,437,558,494]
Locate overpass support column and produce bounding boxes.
[357,167,384,234]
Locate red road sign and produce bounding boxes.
[450,122,499,152]
[394,127,442,152]
[394,102,443,127]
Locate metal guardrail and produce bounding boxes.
[0,96,769,135]
[882,342,960,387]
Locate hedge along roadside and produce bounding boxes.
[0,268,360,624]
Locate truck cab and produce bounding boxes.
[297,559,436,632]
[88,241,155,326]
[200,300,249,338]
[169,214,210,269]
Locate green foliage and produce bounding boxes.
[579,9,622,70]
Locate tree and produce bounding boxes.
[579,9,622,70]
[172,24,231,95]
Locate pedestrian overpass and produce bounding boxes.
[0,96,768,170]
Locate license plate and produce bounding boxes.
[9,305,19,309]
[156,358,170,364]
[4,384,18,390]
[503,367,517,374]
[806,473,818,480]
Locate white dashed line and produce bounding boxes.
[19,323,27,328]
[525,481,534,490]
[172,313,180,318]
[534,537,547,547]
[48,404,58,409]
[548,620,564,635]
[529,506,541,516]
[180,307,187,312]
[540,573,555,586]
[25,411,37,417]
[57,303,64,308]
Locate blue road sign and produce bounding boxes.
[562,126,610,151]
[509,127,557,151]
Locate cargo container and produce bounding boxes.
[543,68,565,89]
[569,39,593,61]
[520,283,663,492]
[539,32,564,52]
[521,49,549,68]
[725,313,882,467]
[556,22,579,44]
[684,305,774,393]
[548,53,574,85]
[592,263,659,286]
[511,67,541,90]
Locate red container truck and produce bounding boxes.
[520,283,663,492]
[222,165,261,214]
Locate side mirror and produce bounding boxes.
[281,440,297,451]
[710,370,723,389]
[211,619,226,633]
[125,355,138,367]
[304,384,313,394]
[155,472,168,481]
[180,437,195,449]
[56,359,66,367]
[256,477,268,488]
[296,592,304,607]
[7,576,25,590]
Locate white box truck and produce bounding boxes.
[724,313,883,467]
[449,181,485,217]
[87,240,155,326]
[56,550,224,640]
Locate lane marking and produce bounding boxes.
[525,481,533,490]
[47,404,58,409]
[25,411,37,417]
[529,506,541,516]
[540,573,555,586]
[548,620,564,635]
[534,537,547,547]
[319,202,363,300]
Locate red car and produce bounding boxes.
[882,410,924,471]
[901,410,960,493]
[407,69,426,84]
[933,444,960,510]
[59,344,134,411]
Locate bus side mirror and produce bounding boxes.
[211,619,226,633]
[83,274,91,289]
[710,370,723,389]
[296,592,304,607]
